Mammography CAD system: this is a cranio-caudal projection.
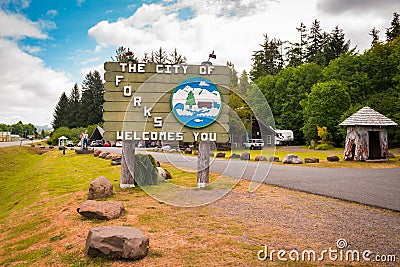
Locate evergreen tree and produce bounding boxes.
[52,92,69,129]
[153,47,168,64]
[287,22,307,67]
[306,19,324,63]
[185,91,196,109]
[369,27,380,46]
[80,71,104,126]
[112,46,138,62]
[385,12,400,42]
[67,83,81,128]
[168,48,186,64]
[250,34,283,79]
[324,26,352,64]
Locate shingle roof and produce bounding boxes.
[339,106,398,126]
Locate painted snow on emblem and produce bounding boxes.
[171,77,222,128]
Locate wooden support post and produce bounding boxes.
[120,140,135,188]
[197,141,210,188]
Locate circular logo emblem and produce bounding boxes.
[171,77,222,128]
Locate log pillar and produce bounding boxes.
[120,141,135,188]
[197,141,210,188]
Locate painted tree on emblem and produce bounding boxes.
[186,91,196,109]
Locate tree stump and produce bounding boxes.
[120,141,135,188]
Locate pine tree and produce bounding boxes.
[386,12,400,42]
[185,91,196,109]
[369,27,380,46]
[80,71,104,126]
[250,34,283,79]
[67,83,81,128]
[306,19,324,63]
[324,26,351,63]
[153,47,168,64]
[52,92,69,129]
[168,48,186,64]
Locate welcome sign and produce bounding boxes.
[103,62,230,143]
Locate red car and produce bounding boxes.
[103,141,111,147]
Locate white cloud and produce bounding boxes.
[88,0,396,75]
[0,38,73,125]
[0,9,47,39]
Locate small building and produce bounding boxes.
[197,101,213,109]
[0,132,11,142]
[339,106,398,161]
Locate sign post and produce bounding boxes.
[120,140,135,188]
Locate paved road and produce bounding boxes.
[99,148,400,211]
[0,140,34,147]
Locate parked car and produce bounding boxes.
[243,139,264,150]
[114,139,123,147]
[66,141,74,147]
[103,141,111,147]
[90,140,103,147]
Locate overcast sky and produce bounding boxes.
[0,0,398,126]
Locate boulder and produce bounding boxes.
[305,157,319,163]
[282,154,303,164]
[216,152,226,158]
[193,150,199,155]
[184,148,192,154]
[111,158,121,165]
[268,156,279,162]
[156,167,172,182]
[255,156,267,161]
[99,151,110,159]
[327,155,340,162]
[230,153,241,159]
[85,226,149,260]
[77,200,125,220]
[240,152,250,160]
[88,176,113,200]
[93,150,102,157]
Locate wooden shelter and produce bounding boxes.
[339,106,398,161]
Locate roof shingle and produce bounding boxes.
[339,106,398,126]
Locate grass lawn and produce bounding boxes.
[0,146,398,266]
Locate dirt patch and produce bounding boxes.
[1,179,398,266]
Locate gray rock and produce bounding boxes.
[255,156,267,161]
[216,152,226,158]
[305,157,319,163]
[77,200,125,220]
[184,148,192,154]
[99,151,110,159]
[327,155,340,162]
[230,153,241,159]
[240,152,250,160]
[85,226,149,260]
[88,176,113,200]
[156,167,172,182]
[282,154,303,164]
[268,156,279,162]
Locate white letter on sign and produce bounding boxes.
[133,96,141,107]
[123,86,132,97]
[144,106,152,117]
[115,75,123,86]
[154,117,162,127]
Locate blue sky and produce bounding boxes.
[0,0,398,126]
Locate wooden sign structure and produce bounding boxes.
[103,62,231,187]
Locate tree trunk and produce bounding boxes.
[197,141,210,188]
[120,141,135,188]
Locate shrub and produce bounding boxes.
[315,143,334,150]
